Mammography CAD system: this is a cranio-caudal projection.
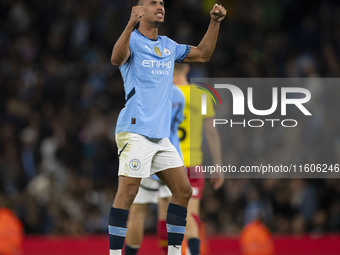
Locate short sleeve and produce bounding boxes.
[175,44,191,63]
[126,30,137,59]
[129,44,134,56]
[129,35,135,57]
[120,34,135,70]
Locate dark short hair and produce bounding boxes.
[133,0,143,5]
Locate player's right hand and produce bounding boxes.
[129,6,144,26]
[210,4,227,23]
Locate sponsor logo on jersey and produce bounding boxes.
[142,60,172,68]
[154,47,162,57]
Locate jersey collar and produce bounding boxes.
[135,29,159,41]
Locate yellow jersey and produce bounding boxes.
[177,84,215,167]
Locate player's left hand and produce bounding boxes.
[210,174,224,190]
[210,4,227,23]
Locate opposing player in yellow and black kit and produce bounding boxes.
[174,63,224,255]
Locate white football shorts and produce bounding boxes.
[133,177,172,204]
[115,132,183,178]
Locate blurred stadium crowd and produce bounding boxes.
[1,0,340,236]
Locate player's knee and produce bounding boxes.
[126,187,139,204]
[182,184,193,202]
[116,183,139,206]
[172,183,192,203]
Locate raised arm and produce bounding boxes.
[111,5,144,66]
[183,4,227,63]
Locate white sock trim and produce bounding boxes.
[109,249,122,255]
[127,244,140,249]
[168,245,182,255]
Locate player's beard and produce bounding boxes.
[154,20,164,27]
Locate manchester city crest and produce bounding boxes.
[129,159,141,170]
[164,48,171,55]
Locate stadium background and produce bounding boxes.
[1,0,340,254]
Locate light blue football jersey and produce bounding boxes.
[169,85,185,159]
[151,85,185,182]
[115,29,190,138]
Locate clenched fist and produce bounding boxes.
[210,4,227,23]
[128,5,144,26]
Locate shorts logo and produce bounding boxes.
[164,48,171,55]
[129,159,141,171]
[154,47,162,57]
